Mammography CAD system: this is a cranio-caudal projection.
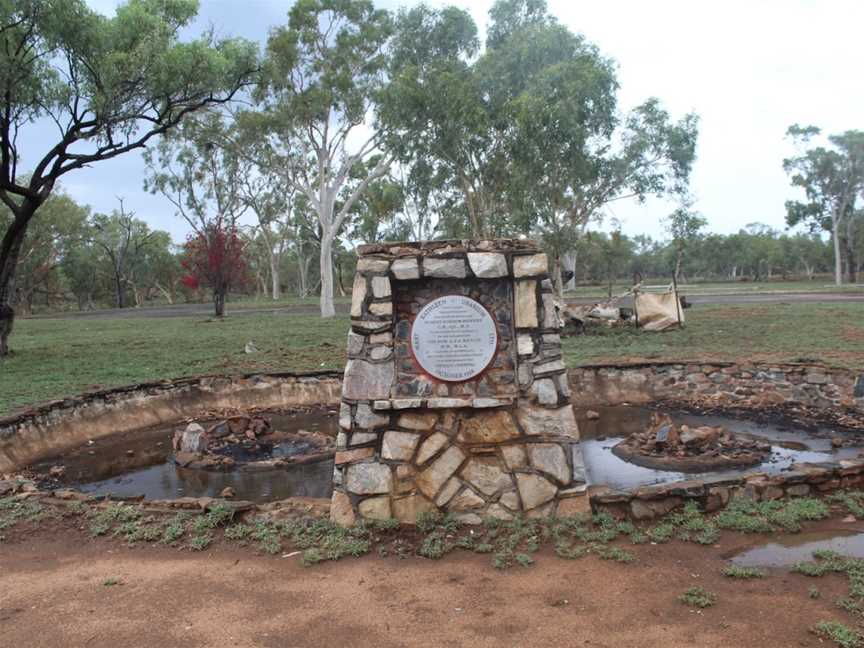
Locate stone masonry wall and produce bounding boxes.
[569,361,864,415]
[333,240,587,526]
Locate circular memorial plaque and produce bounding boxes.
[410,295,498,382]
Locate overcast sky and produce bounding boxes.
[53,0,864,243]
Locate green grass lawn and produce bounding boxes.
[1,302,862,415]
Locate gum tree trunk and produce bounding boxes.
[270,253,281,301]
[832,213,843,286]
[0,203,36,357]
[319,233,336,318]
[214,287,226,318]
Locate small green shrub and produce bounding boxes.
[721,564,766,579]
[678,587,717,609]
[812,621,863,648]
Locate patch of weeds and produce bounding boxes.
[302,547,324,566]
[224,523,252,542]
[189,533,213,551]
[284,518,371,565]
[66,501,88,516]
[473,543,494,554]
[492,548,514,570]
[594,545,635,564]
[418,531,451,560]
[714,497,828,534]
[191,503,236,534]
[250,519,281,555]
[692,526,720,545]
[0,497,47,537]
[514,553,534,567]
[161,514,187,544]
[678,587,717,609]
[809,586,821,599]
[647,523,675,543]
[628,530,649,544]
[115,517,162,544]
[87,504,140,537]
[721,564,765,579]
[794,551,864,622]
[812,621,863,648]
[555,543,589,560]
[828,491,864,519]
[102,577,122,587]
[370,518,400,532]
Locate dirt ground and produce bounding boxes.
[0,519,857,648]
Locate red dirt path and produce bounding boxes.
[0,522,854,648]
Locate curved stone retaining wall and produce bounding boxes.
[569,361,864,414]
[0,372,342,473]
[591,459,864,521]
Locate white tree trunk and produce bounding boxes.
[563,252,576,290]
[270,253,281,301]
[832,214,843,286]
[319,233,336,318]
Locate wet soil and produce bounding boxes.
[730,527,864,567]
[0,514,855,648]
[28,409,339,503]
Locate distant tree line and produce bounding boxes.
[1,0,861,357]
[3,185,847,316]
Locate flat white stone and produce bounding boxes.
[514,281,538,328]
[381,431,420,461]
[423,257,466,279]
[391,257,420,280]
[392,399,423,410]
[369,302,393,316]
[472,398,507,408]
[350,275,366,317]
[371,276,391,298]
[350,431,378,446]
[369,346,392,360]
[339,402,352,430]
[357,257,390,273]
[426,398,472,408]
[513,253,548,277]
[467,252,508,278]
[517,334,534,356]
[531,378,558,405]
[355,403,389,429]
[411,295,497,382]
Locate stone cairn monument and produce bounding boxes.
[331,239,587,525]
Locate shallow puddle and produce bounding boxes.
[32,410,338,503]
[731,529,864,567]
[575,406,864,490]
[29,404,864,503]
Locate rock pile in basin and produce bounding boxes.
[611,413,771,473]
[172,415,334,471]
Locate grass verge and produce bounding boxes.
[3,302,863,414]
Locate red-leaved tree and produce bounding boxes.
[181,223,248,317]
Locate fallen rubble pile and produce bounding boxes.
[612,412,772,472]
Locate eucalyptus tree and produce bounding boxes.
[381,5,500,237]
[0,0,257,355]
[90,199,161,309]
[143,113,252,316]
[0,190,89,314]
[784,125,864,285]
[664,204,706,282]
[253,0,394,318]
[383,0,698,291]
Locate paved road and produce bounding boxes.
[26,290,864,320]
